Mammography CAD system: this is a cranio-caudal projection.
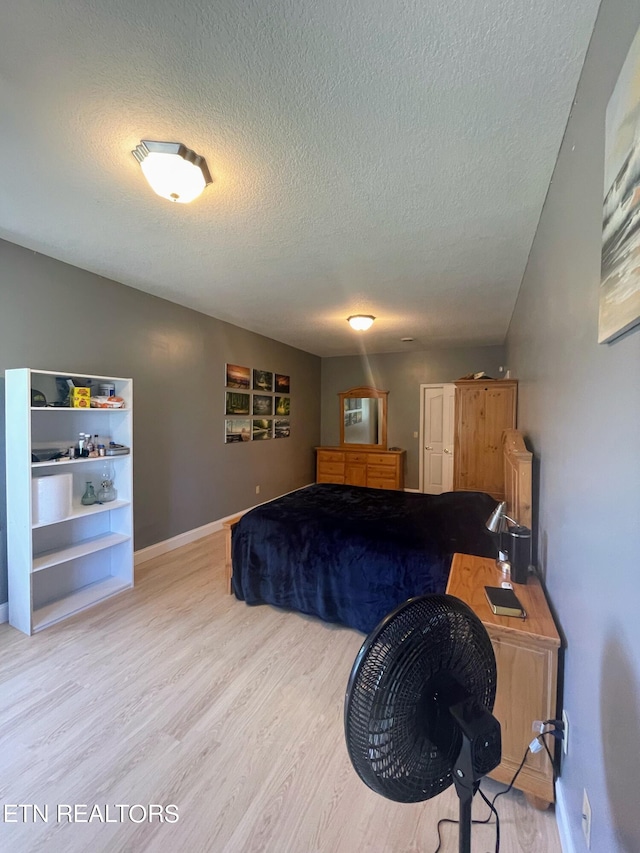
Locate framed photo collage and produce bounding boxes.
[224,364,291,444]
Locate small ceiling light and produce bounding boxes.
[132,140,212,203]
[347,315,375,331]
[401,337,414,342]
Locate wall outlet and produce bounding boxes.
[413,431,418,439]
[562,709,569,755]
[255,485,260,495]
[582,789,591,848]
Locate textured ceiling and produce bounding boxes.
[0,0,601,356]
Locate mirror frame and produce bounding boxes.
[338,386,388,449]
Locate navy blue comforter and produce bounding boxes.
[232,484,497,633]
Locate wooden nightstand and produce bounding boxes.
[446,553,561,809]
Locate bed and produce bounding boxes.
[227,428,532,633]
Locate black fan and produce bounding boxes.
[344,594,501,853]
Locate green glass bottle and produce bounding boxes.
[81,482,97,506]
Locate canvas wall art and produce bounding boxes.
[225,419,250,443]
[275,373,290,394]
[225,392,250,415]
[253,394,273,416]
[252,419,272,440]
[253,370,273,392]
[275,396,290,416]
[274,419,290,438]
[224,362,291,444]
[225,363,250,389]
[601,25,640,343]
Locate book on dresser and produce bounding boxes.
[484,585,526,618]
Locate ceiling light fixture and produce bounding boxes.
[132,140,212,203]
[347,315,375,331]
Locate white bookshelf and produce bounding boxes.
[5,368,134,634]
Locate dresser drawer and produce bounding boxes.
[318,451,345,463]
[367,453,396,467]
[368,463,398,478]
[318,462,344,476]
[318,473,345,484]
[367,476,399,490]
[345,452,368,463]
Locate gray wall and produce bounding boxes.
[0,239,321,606]
[506,1,640,850]
[321,347,504,489]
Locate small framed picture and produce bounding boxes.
[252,419,272,440]
[274,418,290,438]
[225,391,250,415]
[252,394,273,416]
[225,364,250,389]
[275,373,290,394]
[225,419,250,443]
[253,370,273,392]
[275,396,290,416]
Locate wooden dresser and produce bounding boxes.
[447,553,560,809]
[316,447,405,490]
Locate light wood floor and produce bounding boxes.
[0,532,561,852]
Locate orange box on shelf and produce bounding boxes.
[70,387,90,408]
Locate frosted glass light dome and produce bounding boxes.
[347,315,375,331]
[132,141,212,203]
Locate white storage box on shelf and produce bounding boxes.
[5,368,134,635]
[31,473,72,524]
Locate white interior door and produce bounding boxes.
[420,384,455,494]
[442,384,455,490]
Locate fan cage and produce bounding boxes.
[345,594,497,803]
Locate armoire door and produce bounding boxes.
[453,380,517,499]
[420,384,455,494]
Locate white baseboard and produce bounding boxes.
[134,519,226,565]
[0,601,8,624]
[404,487,420,493]
[134,484,314,566]
[555,780,576,853]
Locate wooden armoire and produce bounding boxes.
[453,379,517,501]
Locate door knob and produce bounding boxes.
[425,445,433,450]
[443,448,451,454]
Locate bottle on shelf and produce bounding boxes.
[97,461,117,503]
[95,434,110,455]
[81,482,97,505]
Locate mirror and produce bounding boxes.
[339,386,388,449]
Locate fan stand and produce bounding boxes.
[451,738,477,853]
[449,697,500,853]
